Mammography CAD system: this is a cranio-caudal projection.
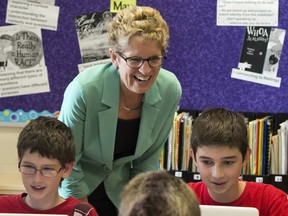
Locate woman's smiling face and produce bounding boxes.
[115,36,163,94]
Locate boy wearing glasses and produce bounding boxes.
[0,116,98,216]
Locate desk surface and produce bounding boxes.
[0,173,25,195]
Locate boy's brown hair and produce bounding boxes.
[191,108,248,160]
[17,116,76,167]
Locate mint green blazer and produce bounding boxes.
[58,62,182,207]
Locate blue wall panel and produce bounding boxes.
[0,0,287,115]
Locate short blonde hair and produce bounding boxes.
[108,6,169,55]
[119,170,201,216]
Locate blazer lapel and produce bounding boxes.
[98,67,119,165]
[135,83,161,156]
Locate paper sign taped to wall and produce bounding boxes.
[6,0,59,31]
[217,0,278,26]
[110,0,136,13]
[231,26,285,88]
[0,66,50,98]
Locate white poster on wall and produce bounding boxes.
[217,0,279,26]
[6,0,59,31]
[0,25,49,97]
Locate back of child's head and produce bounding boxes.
[191,108,248,160]
[119,170,200,216]
[17,116,76,166]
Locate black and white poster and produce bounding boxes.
[75,11,114,64]
[262,28,286,77]
[239,26,271,74]
[231,26,286,88]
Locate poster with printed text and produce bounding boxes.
[231,26,286,88]
[239,26,271,74]
[0,25,45,71]
[0,25,49,98]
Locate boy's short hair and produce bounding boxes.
[17,116,76,167]
[119,170,200,216]
[191,108,248,160]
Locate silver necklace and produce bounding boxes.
[122,104,142,111]
[122,97,144,112]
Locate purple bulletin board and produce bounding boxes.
[0,0,287,126]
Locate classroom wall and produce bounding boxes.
[1,0,288,118]
[0,126,22,174]
[0,0,287,175]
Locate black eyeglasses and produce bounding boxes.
[117,52,166,68]
[18,164,63,178]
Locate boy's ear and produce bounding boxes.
[62,162,75,179]
[243,148,251,167]
[190,148,196,161]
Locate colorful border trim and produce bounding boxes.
[0,109,59,126]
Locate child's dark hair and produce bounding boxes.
[17,116,76,167]
[191,108,248,160]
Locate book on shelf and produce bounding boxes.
[270,134,279,174]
